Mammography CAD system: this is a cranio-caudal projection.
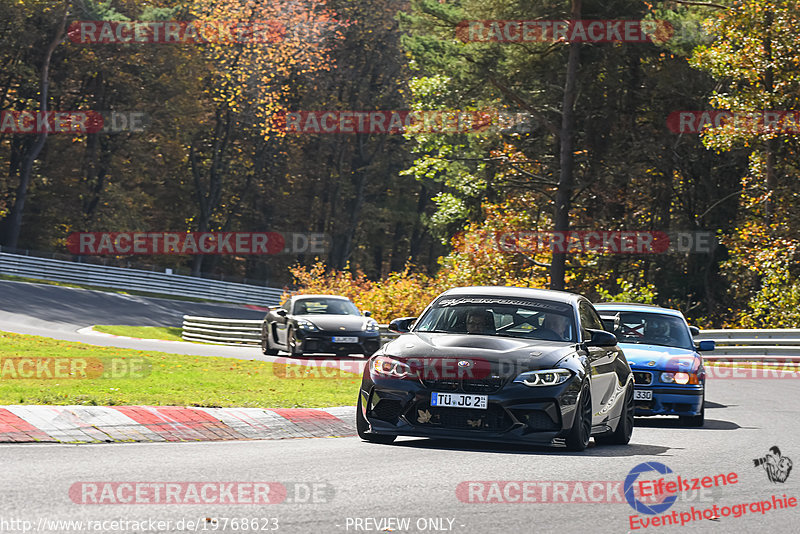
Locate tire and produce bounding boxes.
[287,327,303,357]
[261,325,279,356]
[356,395,396,444]
[596,383,634,445]
[680,397,705,427]
[565,380,592,451]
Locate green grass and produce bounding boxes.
[0,331,359,408]
[0,273,220,303]
[93,325,185,342]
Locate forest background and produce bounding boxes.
[2,0,799,328]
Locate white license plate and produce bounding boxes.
[634,390,653,401]
[431,392,488,409]
[332,336,358,343]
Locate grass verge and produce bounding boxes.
[93,325,185,342]
[0,331,359,408]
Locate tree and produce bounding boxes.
[690,0,800,226]
[0,1,70,248]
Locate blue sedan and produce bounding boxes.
[594,303,714,427]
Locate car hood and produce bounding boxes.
[383,332,577,374]
[297,315,369,331]
[620,344,700,372]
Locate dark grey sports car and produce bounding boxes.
[356,286,634,451]
[262,294,381,357]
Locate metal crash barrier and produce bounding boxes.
[0,250,283,306]
[182,315,400,346]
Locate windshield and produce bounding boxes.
[293,298,361,316]
[599,311,694,350]
[414,296,577,342]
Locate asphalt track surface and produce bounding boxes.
[0,279,275,360]
[2,280,800,533]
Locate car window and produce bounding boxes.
[293,298,360,316]
[578,301,603,340]
[414,296,576,341]
[597,310,694,349]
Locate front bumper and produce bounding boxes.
[633,387,704,416]
[630,367,704,417]
[359,373,584,446]
[296,330,380,355]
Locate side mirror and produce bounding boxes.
[585,328,618,347]
[363,310,372,317]
[697,340,715,352]
[388,317,417,333]
[276,309,287,317]
[688,326,700,336]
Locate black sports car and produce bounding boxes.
[356,286,635,451]
[262,294,381,357]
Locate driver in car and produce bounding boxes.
[644,316,672,345]
[466,309,495,335]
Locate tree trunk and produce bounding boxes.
[550,0,582,290]
[1,3,69,248]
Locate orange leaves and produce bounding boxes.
[190,0,351,137]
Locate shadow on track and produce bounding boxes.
[633,417,741,430]
[386,437,672,457]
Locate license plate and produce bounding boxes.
[431,392,488,409]
[634,390,653,401]
[332,336,358,343]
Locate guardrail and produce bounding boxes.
[182,316,264,345]
[182,315,400,347]
[695,329,800,359]
[0,251,284,306]
[181,318,800,363]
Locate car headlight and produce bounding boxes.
[372,356,414,379]
[364,319,380,332]
[514,369,572,387]
[661,371,698,384]
[296,319,319,332]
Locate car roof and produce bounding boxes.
[291,294,351,301]
[438,286,584,305]
[594,302,686,318]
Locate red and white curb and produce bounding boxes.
[0,405,356,444]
